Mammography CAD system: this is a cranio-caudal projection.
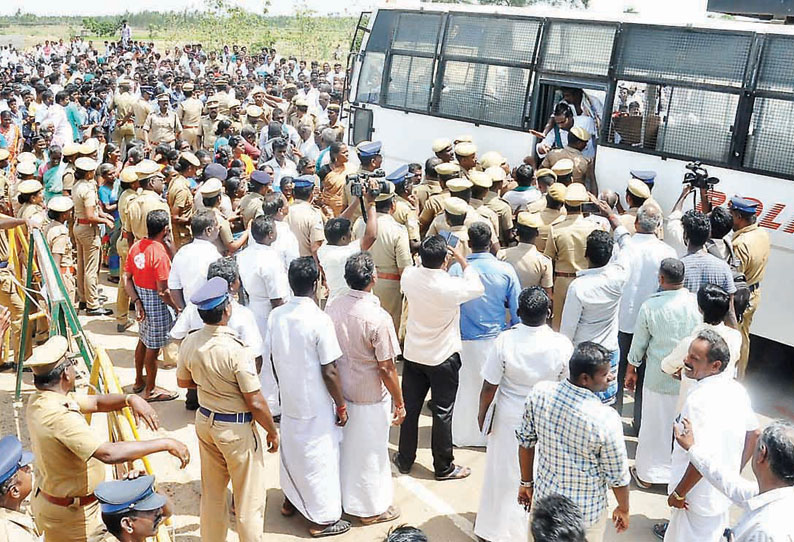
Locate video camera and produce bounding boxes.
[347,168,387,199]
[683,161,720,190]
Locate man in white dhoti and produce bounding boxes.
[325,252,405,525]
[625,258,700,489]
[475,286,572,542]
[449,222,520,447]
[665,329,759,542]
[267,256,351,537]
[238,216,290,417]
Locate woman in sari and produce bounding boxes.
[40,144,64,202]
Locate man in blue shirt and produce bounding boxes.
[450,221,520,446]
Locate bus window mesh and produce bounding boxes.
[392,12,442,54]
[616,26,752,88]
[385,55,434,111]
[743,97,794,175]
[443,15,540,65]
[437,61,529,128]
[757,36,794,95]
[355,52,385,104]
[540,22,616,77]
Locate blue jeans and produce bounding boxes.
[595,349,619,405]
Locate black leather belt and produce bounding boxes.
[198,406,252,423]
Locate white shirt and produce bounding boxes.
[42,103,73,147]
[273,220,300,272]
[687,444,794,542]
[299,138,320,163]
[170,299,262,358]
[167,239,222,303]
[237,243,290,330]
[536,115,597,160]
[317,240,360,306]
[669,373,759,517]
[401,266,484,366]
[502,187,542,213]
[617,232,677,334]
[481,324,572,400]
[264,157,298,186]
[266,297,343,419]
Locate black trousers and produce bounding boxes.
[396,353,461,477]
[615,331,645,435]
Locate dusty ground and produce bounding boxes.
[2,271,792,541]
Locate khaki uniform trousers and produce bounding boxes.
[31,490,105,542]
[0,270,25,361]
[551,274,575,331]
[172,224,192,252]
[62,272,77,307]
[373,277,402,333]
[114,123,136,159]
[736,288,760,379]
[195,412,266,542]
[182,126,200,150]
[115,236,130,323]
[74,224,101,310]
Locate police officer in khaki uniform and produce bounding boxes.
[112,80,136,157]
[60,144,82,196]
[388,166,421,249]
[353,182,413,331]
[93,474,172,542]
[413,157,443,216]
[468,171,501,240]
[0,435,39,542]
[168,152,199,250]
[143,94,182,150]
[285,175,326,259]
[454,141,479,180]
[439,197,474,258]
[427,179,499,250]
[198,178,247,256]
[432,138,454,163]
[26,335,189,542]
[729,196,771,378]
[534,182,567,252]
[175,277,278,542]
[326,104,345,142]
[227,99,244,135]
[418,161,459,235]
[541,126,593,190]
[127,160,172,244]
[544,183,597,330]
[199,98,225,151]
[0,212,28,365]
[45,196,77,303]
[238,171,274,227]
[498,212,554,295]
[72,157,114,316]
[132,86,154,142]
[482,164,514,245]
[213,78,232,116]
[176,82,203,150]
[15,179,46,229]
[244,105,266,135]
[620,178,651,234]
[115,168,139,332]
[527,168,558,213]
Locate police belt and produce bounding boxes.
[37,488,97,508]
[554,271,577,278]
[748,282,760,293]
[378,272,401,281]
[0,260,7,269]
[76,218,94,225]
[198,406,252,423]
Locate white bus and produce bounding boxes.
[345,4,794,354]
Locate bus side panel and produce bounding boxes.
[370,106,536,171]
[597,145,794,348]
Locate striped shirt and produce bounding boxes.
[516,379,630,527]
[681,251,737,295]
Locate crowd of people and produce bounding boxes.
[0,30,792,542]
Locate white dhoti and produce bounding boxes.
[635,388,678,484]
[280,409,343,525]
[665,508,729,542]
[474,391,529,542]
[251,300,280,416]
[453,338,495,447]
[340,398,392,518]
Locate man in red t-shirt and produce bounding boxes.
[123,208,180,402]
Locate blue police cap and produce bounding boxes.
[630,170,656,186]
[189,276,229,310]
[356,140,382,158]
[729,196,758,214]
[385,164,414,185]
[293,175,315,189]
[204,163,228,182]
[94,475,167,515]
[0,435,33,485]
[250,170,272,186]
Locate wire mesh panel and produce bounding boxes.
[616,26,752,88]
[366,11,398,53]
[385,55,435,111]
[393,12,443,54]
[743,97,794,176]
[437,61,530,128]
[355,52,385,104]
[443,14,540,65]
[757,36,794,96]
[540,21,616,77]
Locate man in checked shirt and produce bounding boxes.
[518,342,631,542]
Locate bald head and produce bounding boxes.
[598,190,618,209]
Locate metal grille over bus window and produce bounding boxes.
[392,12,442,54]
[539,22,616,77]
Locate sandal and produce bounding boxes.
[281,498,296,517]
[310,520,351,538]
[144,389,179,402]
[435,464,471,481]
[360,505,400,526]
[131,383,145,394]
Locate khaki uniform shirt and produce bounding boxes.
[238,192,264,227]
[620,208,638,235]
[118,188,138,234]
[534,206,566,253]
[132,98,153,130]
[354,213,412,276]
[0,173,10,211]
[419,190,450,231]
[72,179,98,220]
[176,325,260,413]
[18,203,45,224]
[541,147,591,186]
[45,220,74,268]
[393,195,420,242]
[483,191,514,240]
[285,200,325,257]
[167,175,193,224]
[288,111,317,132]
[228,114,243,136]
[0,508,40,542]
[732,223,770,287]
[177,97,203,128]
[61,164,76,193]
[544,213,598,274]
[498,242,553,289]
[144,111,182,145]
[129,190,170,241]
[527,196,548,213]
[113,91,136,125]
[26,391,105,497]
[413,180,442,215]
[214,90,231,116]
[212,207,234,255]
[470,197,501,239]
[427,208,499,245]
[200,115,226,150]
